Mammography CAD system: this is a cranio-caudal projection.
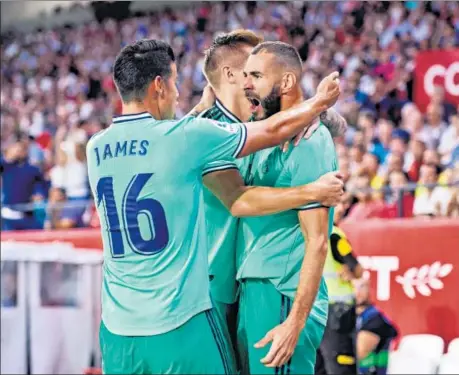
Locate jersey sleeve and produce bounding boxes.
[288,130,336,211]
[183,117,247,169]
[202,160,239,177]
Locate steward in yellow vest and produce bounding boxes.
[315,204,363,375]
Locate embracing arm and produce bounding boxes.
[203,169,344,217]
[237,72,340,158]
[238,97,327,158]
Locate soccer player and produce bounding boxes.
[197,29,347,359]
[236,41,340,375]
[87,39,340,374]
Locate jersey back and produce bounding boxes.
[87,112,246,336]
[199,101,253,304]
[236,124,337,326]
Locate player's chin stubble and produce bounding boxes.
[260,84,282,119]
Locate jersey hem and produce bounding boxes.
[234,123,247,158]
[202,165,239,177]
[101,300,212,336]
[294,202,326,211]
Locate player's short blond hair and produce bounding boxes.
[203,29,263,87]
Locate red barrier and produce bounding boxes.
[341,218,459,346]
[3,219,459,345]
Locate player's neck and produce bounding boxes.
[121,102,161,120]
[280,85,304,111]
[215,88,249,122]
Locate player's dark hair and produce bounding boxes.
[204,29,263,86]
[251,41,302,79]
[113,39,175,103]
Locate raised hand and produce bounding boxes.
[316,72,341,109]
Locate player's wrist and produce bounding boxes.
[310,94,329,114]
[285,314,306,331]
[301,182,320,204]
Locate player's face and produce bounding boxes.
[158,63,179,120]
[243,53,282,120]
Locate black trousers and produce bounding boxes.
[315,303,357,375]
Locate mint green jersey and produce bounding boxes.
[236,124,337,326]
[199,100,253,304]
[86,112,247,336]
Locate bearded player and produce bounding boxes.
[236,41,340,375]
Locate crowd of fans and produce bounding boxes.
[1,1,459,231]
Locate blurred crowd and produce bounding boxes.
[1,1,459,231]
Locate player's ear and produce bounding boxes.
[222,66,237,85]
[152,76,165,98]
[280,72,296,94]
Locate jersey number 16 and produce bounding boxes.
[96,173,169,257]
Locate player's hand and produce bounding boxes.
[197,84,216,112]
[255,319,303,368]
[279,120,320,152]
[338,264,354,282]
[313,172,345,207]
[316,72,340,109]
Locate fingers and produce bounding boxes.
[283,141,290,153]
[254,331,273,349]
[264,351,290,368]
[262,344,293,368]
[333,172,344,180]
[260,340,280,365]
[303,122,319,141]
[327,71,340,81]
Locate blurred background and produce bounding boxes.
[1,1,458,375]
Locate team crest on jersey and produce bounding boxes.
[210,120,239,133]
[262,162,269,174]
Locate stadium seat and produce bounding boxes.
[388,351,438,374]
[447,337,459,355]
[398,334,445,361]
[437,354,459,374]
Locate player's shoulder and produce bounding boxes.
[198,105,222,120]
[184,114,241,135]
[86,128,109,149]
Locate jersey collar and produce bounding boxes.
[215,99,242,123]
[112,112,154,124]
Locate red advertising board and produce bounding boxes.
[341,218,459,346]
[414,49,459,113]
[2,219,459,345]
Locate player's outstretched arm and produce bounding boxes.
[236,72,340,158]
[254,207,329,368]
[203,170,344,217]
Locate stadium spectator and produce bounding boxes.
[420,102,448,150]
[380,171,414,218]
[405,138,426,182]
[1,137,46,230]
[345,173,384,221]
[438,114,459,166]
[44,187,83,230]
[413,164,452,217]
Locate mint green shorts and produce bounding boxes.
[237,279,325,375]
[100,309,236,374]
